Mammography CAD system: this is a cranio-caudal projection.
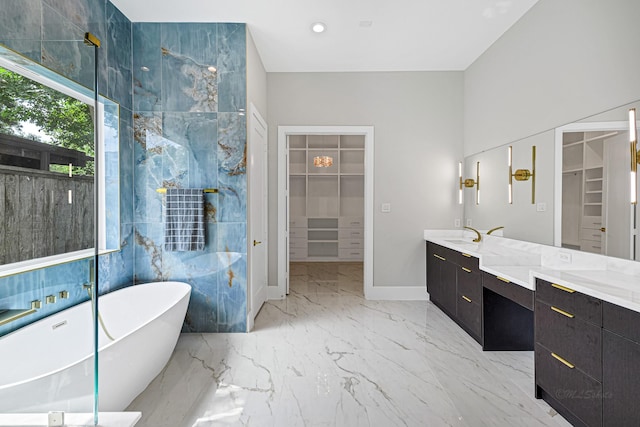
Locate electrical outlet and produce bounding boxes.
[466,218,472,226]
[454,219,461,228]
[381,203,391,213]
[48,412,64,427]
[537,202,547,212]
[558,252,571,263]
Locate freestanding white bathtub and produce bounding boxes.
[0,281,191,413]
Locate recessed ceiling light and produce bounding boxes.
[208,66,217,73]
[311,22,326,33]
[140,66,150,72]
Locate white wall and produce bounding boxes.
[246,28,267,118]
[464,0,640,156]
[267,72,464,289]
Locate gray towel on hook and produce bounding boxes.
[164,188,205,251]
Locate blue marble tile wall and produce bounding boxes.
[0,0,134,337]
[132,23,247,333]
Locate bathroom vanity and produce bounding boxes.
[424,230,640,427]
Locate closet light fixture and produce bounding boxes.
[313,155,333,167]
[630,108,638,204]
[508,145,536,204]
[460,161,480,205]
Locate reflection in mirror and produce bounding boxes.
[0,46,120,275]
[558,121,636,260]
[462,99,640,261]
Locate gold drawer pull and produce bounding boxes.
[551,306,575,318]
[497,276,511,283]
[551,352,575,369]
[461,267,472,273]
[461,253,472,258]
[551,283,576,294]
[433,254,446,261]
[462,295,472,303]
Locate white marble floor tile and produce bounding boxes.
[128,262,569,427]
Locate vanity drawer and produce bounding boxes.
[582,216,602,230]
[535,300,602,381]
[536,279,602,326]
[429,243,459,264]
[483,272,534,310]
[457,295,481,339]
[457,268,482,303]
[535,343,603,427]
[603,301,640,343]
[458,252,479,271]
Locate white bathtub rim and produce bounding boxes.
[0,281,191,390]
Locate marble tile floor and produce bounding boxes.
[128,262,571,427]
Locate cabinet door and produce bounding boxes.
[603,331,640,426]
[426,243,443,305]
[440,260,457,316]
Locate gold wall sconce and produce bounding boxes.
[459,161,480,205]
[508,145,536,204]
[630,108,638,204]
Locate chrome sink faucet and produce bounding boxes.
[463,226,482,242]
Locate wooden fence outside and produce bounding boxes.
[0,165,93,265]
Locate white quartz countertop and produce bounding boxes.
[424,229,640,313]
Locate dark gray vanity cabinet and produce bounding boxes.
[426,242,482,344]
[456,254,482,342]
[602,302,640,426]
[426,242,457,318]
[534,278,603,427]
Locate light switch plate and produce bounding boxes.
[537,202,546,212]
[454,219,461,228]
[466,218,472,226]
[381,203,391,213]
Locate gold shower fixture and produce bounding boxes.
[508,145,536,204]
[459,161,480,205]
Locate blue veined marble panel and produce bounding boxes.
[160,24,218,113]
[119,107,134,226]
[181,271,218,333]
[217,222,246,253]
[42,39,96,90]
[162,112,218,189]
[216,23,245,75]
[218,72,246,113]
[0,0,41,41]
[217,112,246,222]
[161,23,217,66]
[132,23,162,112]
[42,0,108,93]
[133,112,163,223]
[0,258,92,337]
[98,223,134,294]
[106,2,132,111]
[217,252,246,332]
[134,223,163,283]
[0,40,41,62]
[103,100,120,249]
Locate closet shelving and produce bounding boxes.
[561,131,611,254]
[289,135,364,261]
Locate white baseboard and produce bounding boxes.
[364,286,429,301]
[267,285,286,300]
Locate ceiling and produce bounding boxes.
[111,0,540,73]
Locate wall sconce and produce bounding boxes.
[459,161,480,205]
[631,108,636,204]
[313,155,333,167]
[508,145,536,204]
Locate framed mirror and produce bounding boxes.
[0,45,120,277]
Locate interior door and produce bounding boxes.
[248,104,268,329]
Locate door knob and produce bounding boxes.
[600,227,606,232]
[253,240,262,246]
